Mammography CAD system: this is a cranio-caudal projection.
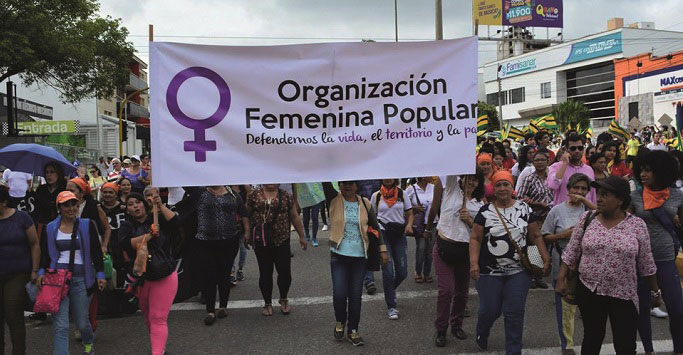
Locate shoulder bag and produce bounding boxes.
[494,205,544,277]
[408,185,426,237]
[563,211,596,305]
[361,197,382,272]
[34,221,78,313]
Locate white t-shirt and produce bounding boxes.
[56,230,83,265]
[436,176,484,243]
[371,189,413,229]
[405,183,436,224]
[647,142,668,151]
[2,170,32,198]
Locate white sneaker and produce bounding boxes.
[322,225,329,231]
[651,307,668,319]
[388,308,399,320]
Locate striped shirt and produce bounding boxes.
[517,172,553,220]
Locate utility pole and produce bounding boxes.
[435,0,443,40]
[497,65,503,127]
[394,0,398,42]
[6,81,15,136]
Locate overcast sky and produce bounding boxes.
[100,0,683,67]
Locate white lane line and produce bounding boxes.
[453,339,674,355]
[170,287,551,311]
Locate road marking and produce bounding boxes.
[453,339,674,355]
[170,287,551,311]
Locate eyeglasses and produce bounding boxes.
[569,146,585,152]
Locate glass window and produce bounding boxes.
[541,82,551,99]
[510,87,525,104]
[487,91,508,106]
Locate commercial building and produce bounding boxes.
[481,19,683,132]
[615,50,683,129]
[1,55,149,162]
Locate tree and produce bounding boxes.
[0,0,135,103]
[553,100,591,132]
[477,101,500,131]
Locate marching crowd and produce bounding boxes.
[2,126,683,355]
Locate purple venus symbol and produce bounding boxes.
[166,66,231,162]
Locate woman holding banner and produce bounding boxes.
[370,179,414,320]
[322,181,387,346]
[119,191,179,355]
[246,184,306,316]
[427,171,485,347]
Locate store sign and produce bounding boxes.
[660,75,683,88]
[564,32,622,64]
[16,120,78,135]
[500,58,537,77]
[0,93,54,120]
[474,0,562,27]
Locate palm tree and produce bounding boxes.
[553,100,590,132]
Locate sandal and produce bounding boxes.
[279,299,291,315]
[262,304,273,316]
[425,276,434,283]
[415,274,424,283]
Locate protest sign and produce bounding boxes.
[150,37,478,186]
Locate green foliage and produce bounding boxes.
[553,100,590,132]
[477,101,500,131]
[0,0,135,103]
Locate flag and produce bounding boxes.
[501,122,509,139]
[507,125,525,141]
[528,118,540,134]
[608,118,629,141]
[539,114,558,131]
[477,114,488,137]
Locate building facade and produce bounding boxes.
[481,24,683,132]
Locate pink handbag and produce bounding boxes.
[33,269,72,313]
[34,222,78,313]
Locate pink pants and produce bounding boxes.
[433,242,470,332]
[138,272,178,355]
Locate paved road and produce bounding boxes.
[7,229,675,354]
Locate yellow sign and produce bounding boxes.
[473,0,503,26]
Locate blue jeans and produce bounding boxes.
[637,260,683,353]
[330,253,366,333]
[303,203,321,241]
[476,272,532,355]
[415,235,434,276]
[233,239,248,271]
[381,228,408,309]
[53,277,94,355]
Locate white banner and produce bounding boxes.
[150,38,478,187]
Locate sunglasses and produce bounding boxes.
[569,146,585,152]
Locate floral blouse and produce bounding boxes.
[247,188,293,247]
[562,211,657,310]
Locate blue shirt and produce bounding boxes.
[0,210,34,276]
[331,200,365,257]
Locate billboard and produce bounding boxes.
[473,0,563,28]
[564,32,622,64]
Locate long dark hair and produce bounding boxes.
[461,167,486,202]
[518,145,534,170]
[603,141,622,165]
[44,162,66,187]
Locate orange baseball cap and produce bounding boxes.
[56,191,78,205]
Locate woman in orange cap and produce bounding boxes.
[37,190,106,355]
[469,170,550,354]
[99,182,127,294]
[477,153,495,202]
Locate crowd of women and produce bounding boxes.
[2,126,683,355]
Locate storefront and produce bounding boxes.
[615,50,683,129]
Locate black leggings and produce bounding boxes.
[254,243,292,305]
[197,238,239,313]
[577,280,638,355]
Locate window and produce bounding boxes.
[628,102,639,120]
[541,82,551,99]
[509,87,525,104]
[487,91,508,106]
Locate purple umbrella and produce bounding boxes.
[0,143,76,176]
